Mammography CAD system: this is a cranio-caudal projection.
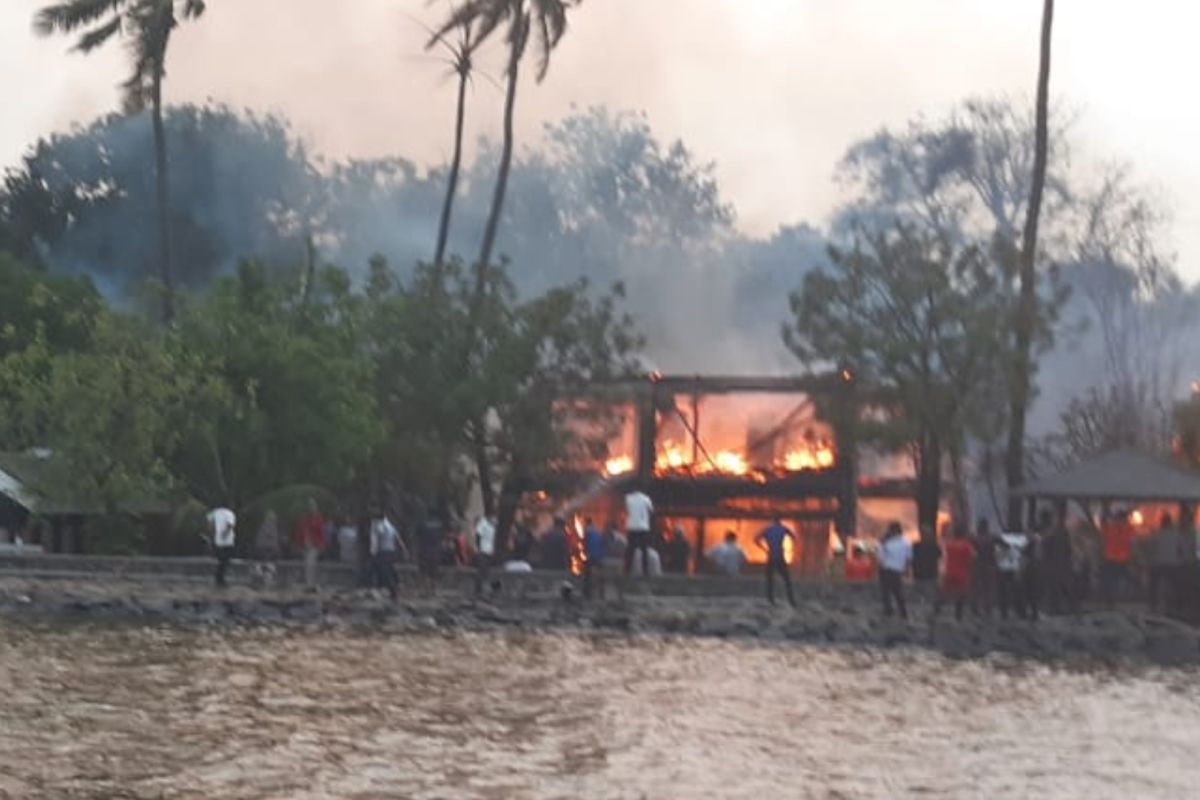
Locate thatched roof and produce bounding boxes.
[1014,449,1200,503]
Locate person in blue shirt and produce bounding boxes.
[582,517,607,600]
[755,516,797,607]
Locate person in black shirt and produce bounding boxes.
[539,517,570,571]
[911,524,942,604]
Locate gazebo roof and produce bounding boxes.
[1014,449,1200,503]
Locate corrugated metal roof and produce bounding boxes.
[1014,449,1200,502]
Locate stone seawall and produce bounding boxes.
[3,556,1200,669]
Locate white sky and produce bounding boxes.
[3,0,1199,279]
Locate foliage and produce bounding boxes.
[1,106,314,292]
[167,261,383,507]
[1175,393,1200,470]
[29,313,204,513]
[367,257,643,514]
[784,225,1018,526]
[35,0,207,113]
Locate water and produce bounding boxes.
[1,621,1198,798]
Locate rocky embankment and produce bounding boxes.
[3,575,1200,668]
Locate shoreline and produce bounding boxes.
[3,572,1200,670]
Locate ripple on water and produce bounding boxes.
[1,620,1198,799]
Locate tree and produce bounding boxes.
[784,225,1014,529]
[2,105,314,294]
[431,0,581,276]
[426,17,485,267]
[35,0,209,321]
[1006,0,1055,527]
[168,261,383,507]
[1175,390,1200,469]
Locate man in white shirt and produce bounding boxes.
[474,514,498,596]
[708,531,748,576]
[207,506,236,588]
[877,522,912,619]
[623,490,654,577]
[369,511,405,600]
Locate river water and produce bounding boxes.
[1,621,1197,799]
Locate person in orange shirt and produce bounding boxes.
[1100,510,1135,608]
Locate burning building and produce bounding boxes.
[521,372,894,575]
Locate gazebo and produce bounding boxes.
[1013,449,1200,528]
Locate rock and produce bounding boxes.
[284,601,322,622]
[1143,633,1200,666]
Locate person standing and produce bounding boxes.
[708,531,748,577]
[1142,513,1182,613]
[666,525,692,574]
[417,515,444,596]
[207,505,237,588]
[295,498,327,592]
[1100,510,1135,609]
[911,524,942,604]
[369,510,405,600]
[754,516,797,607]
[539,518,570,571]
[933,524,975,621]
[1042,512,1074,615]
[1021,522,1044,622]
[970,519,998,617]
[996,532,1026,619]
[253,509,280,588]
[877,522,912,619]
[582,517,607,600]
[603,521,627,570]
[623,489,654,577]
[473,514,498,597]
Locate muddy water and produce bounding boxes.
[1,622,1198,799]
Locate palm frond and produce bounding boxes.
[33,0,127,36]
[73,14,123,52]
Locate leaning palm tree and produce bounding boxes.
[1005,0,1055,528]
[425,16,485,268]
[431,0,580,276]
[34,0,208,322]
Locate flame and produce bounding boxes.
[783,446,835,471]
[608,438,835,480]
[605,455,634,476]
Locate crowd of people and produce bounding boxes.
[200,495,1200,622]
[850,507,1200,623]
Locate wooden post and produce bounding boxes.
[636,382,657,485]
[696,517,707,575]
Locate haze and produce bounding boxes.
[4,0,1199,278]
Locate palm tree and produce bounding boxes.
[431,0,580,276]
[429,1,579,516]
[34,0,207,322]
[425,16,484,267]
[1005,0,1055,528]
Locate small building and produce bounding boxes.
[0,451,173,554]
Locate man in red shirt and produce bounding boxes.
[933,524,975,621]
[1100,510,1135,608]
[296,498,327,591]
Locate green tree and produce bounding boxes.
[784,225,1015,528]
[29,313,206,515]
[168,261,382,508]
[35,0,209,321]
